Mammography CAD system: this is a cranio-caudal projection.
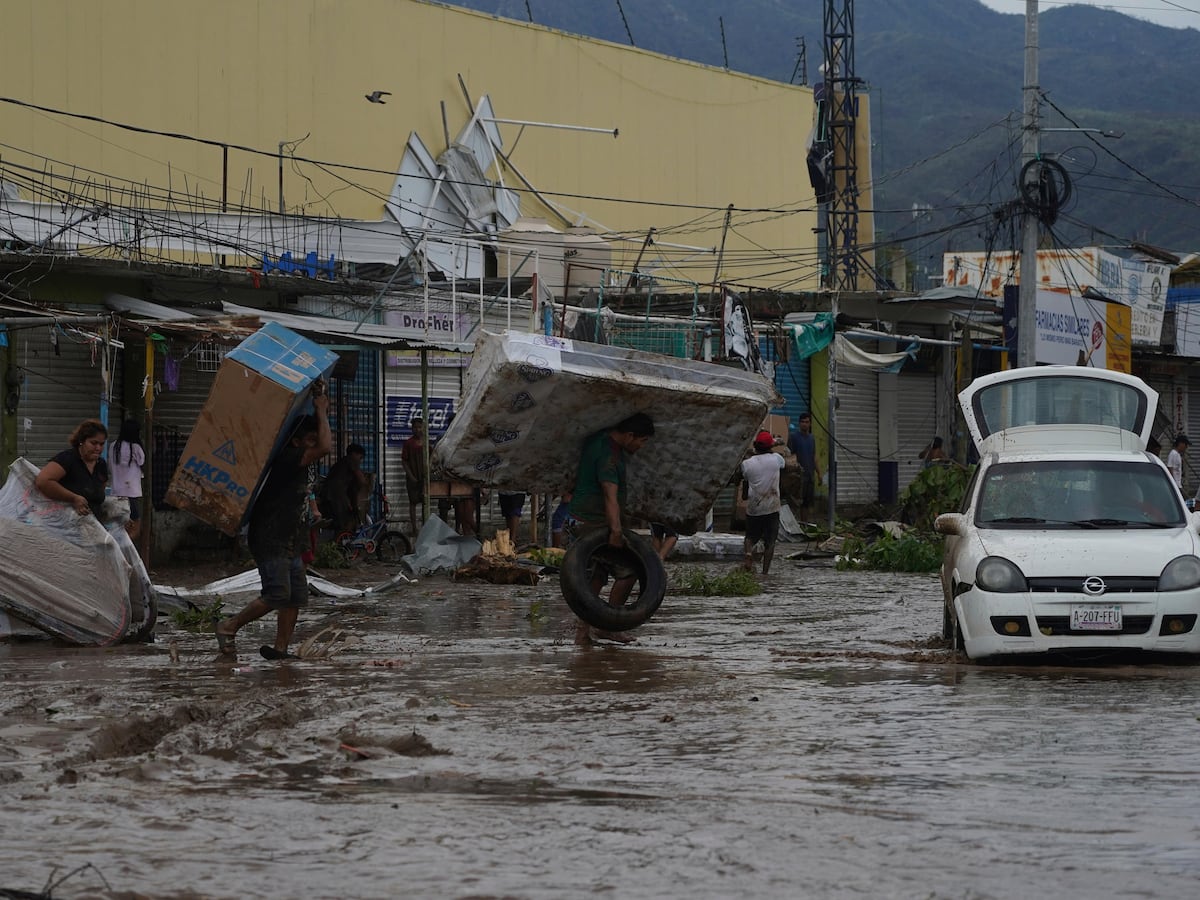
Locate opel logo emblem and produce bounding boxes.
[1082,576,1107,596]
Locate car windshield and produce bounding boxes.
[976,459,1185,528]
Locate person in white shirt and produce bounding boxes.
[1167,433,1189,493]
[740,430,789,575]
[109,418,146,541]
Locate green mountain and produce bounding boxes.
[442,0,1200,276]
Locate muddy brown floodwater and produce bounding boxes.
[3,553,1200,899]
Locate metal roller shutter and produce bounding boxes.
[895,372,938,493]
[1144,373,1187,487]
[383,351,470,530]
[1185,375,1200,494]
[833,362,880,505]
[1144,374,1179,443]
[14,325,123,467]
[146,340,222,509]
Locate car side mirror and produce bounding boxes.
[934,513,964,536]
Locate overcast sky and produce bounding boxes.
[979,0,1200,30]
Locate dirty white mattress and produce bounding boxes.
[433,332,781,532]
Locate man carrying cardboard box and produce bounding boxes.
[215,380,331,660]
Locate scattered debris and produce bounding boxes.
[295,626,358,660]
[454,555,539,585]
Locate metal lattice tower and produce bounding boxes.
[823,0,861,291]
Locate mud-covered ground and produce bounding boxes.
[3,549,1200,899]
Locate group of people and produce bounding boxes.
[36,395,827,657]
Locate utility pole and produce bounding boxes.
[1017,0,1039,368]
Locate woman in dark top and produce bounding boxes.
[35,418,110,517]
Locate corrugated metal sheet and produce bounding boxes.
[16,326,122,467]
[765,334,812,430]
[833,362,879,505]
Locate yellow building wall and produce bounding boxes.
[0,0,825,290]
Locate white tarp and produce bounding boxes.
[401,514,483,576]
[0,458,156,645]
[833,334,917,371]
[433,331,782,532]
[154,569,409,607]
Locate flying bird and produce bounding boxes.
[364,90,391,104]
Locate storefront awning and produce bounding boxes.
[103,294,475,352]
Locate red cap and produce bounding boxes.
[754,430,775,448]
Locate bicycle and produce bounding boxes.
[334,487,412,563]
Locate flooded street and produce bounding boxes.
[3,554,1200,899]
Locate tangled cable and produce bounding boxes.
[1019,157,1072,226]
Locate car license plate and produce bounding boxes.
[1070,604,1122,631]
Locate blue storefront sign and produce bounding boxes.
[386,395,457,445]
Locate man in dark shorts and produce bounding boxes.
[498,491,527,544]
[568,412,655,645]
[401,417,427,535]
[216,381,332,660]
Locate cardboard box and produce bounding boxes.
[761,413,790,446]
[165,322,338,535]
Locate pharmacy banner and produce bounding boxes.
[944,247,1170,347]
[1034,290,1131,372]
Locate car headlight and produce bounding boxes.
[975,556,1027,592]
[1158,555,1200,592]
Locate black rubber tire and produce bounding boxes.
[376,529,412,563]
[942,594,965,651]
[560,528,667,631]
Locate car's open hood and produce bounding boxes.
[960,366,1157,456]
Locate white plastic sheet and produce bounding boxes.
[0,458,155,645]
[402,515,482,575]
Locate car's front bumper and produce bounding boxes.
[954,588,1200,659]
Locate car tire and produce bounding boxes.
[942,596,965,651]
[560,528,667,631]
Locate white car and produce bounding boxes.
[935,366,1200,661]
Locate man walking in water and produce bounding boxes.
[742,430,787,576]
[568,412,655,645]
[216,381,332,660]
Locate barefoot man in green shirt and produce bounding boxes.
[568,412,655,645]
